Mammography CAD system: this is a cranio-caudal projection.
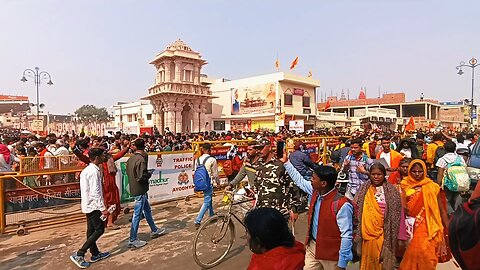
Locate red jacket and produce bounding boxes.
[247,241,305,270]
[306,189,348,260]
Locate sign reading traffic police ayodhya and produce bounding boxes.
[117,152,195,203]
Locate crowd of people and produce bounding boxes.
[1,127,480,269]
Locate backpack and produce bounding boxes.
[193,156,213,192]
[223,160,233,176]
[449,198,480,270]
[444,156,470,192]
[434,144,446,165]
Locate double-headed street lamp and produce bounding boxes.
[456,57,479,125]
[21,67,53,119]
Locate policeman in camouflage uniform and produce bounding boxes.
[254,138,301,220]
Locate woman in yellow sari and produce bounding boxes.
[354,163,406,270]
[399,159,450,270]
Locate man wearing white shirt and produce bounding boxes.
[54,139,70,184]
[70,148,110,269]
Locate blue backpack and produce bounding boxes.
[194,156,213,192]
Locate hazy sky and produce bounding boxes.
[1,0,479,114]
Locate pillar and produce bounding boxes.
[425,103,428,119]
[165,60,171,82]
[192,107,200,133]
[174,61,181,82]
[175,106,183,134]
[199,102,207,132]
[163,102,176,133]
[193,63,200,84]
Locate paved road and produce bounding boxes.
[0,193,459,270]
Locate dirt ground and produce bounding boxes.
[0,194,459,270]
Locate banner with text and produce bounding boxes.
[117,152,196,204]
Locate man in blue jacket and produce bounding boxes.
[289,141,316,180]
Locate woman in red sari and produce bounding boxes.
[245,207,305,270]
[73,141,130,229]
[399,159,450,270]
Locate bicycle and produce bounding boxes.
[192,186,255,269]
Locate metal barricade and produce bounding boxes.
[191,140,251,181]
[286,136,344,164]
[19,155,85,175]
[0,162,84,234]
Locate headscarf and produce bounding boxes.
[0,144,11,164]
[354,179,402,270]
[400,159,443,243]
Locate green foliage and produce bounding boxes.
[74,105,110,122]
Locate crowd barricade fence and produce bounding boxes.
[1,151,199,235]
[191,140,250,181]
[286,136,345,164]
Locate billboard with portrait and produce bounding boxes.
[231,83,276,115]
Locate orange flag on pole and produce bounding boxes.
[323,100,331,111]
[275,58,280,71]
[405,116,416,132]
[290,57,299,69]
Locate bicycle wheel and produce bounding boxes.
[192,214,236,268]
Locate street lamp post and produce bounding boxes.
[21,67,53,120]
[456,57,479,126]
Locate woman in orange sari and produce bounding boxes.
[354,163,407,270]
[399,159,450,270]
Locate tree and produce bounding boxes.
[74,105,110,123]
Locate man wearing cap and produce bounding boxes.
[254,138,301,220]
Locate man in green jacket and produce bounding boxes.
[127,139,165,248]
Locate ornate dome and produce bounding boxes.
[166,39,193,51]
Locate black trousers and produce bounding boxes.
[77,210,105,257]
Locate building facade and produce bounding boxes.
[318,92,441,130]
[142,39,213,134]
[112,101,154,134]
[438,101,470,129]
[207,72,320,132]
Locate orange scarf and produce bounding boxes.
[400,159,443,244]
[360,186,385,270]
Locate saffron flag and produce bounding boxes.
[290,57,299,69]
[275,58,280,71]
[405,116,416,132]
[323,100,331,111]
[308,71,312,77]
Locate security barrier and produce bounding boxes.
[19,155,85,175]
[191,140,250,179]
[0,171,83,235]
[115,150,196,204]
[286,136,344,164]
[0,151,198,234]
